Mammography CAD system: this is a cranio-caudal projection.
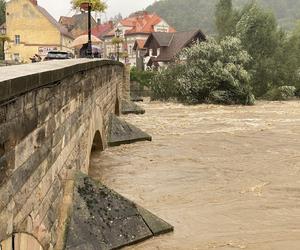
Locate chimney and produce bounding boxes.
[30,0,38,5]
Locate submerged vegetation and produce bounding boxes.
[144,0,300,105]
[150,37,254,105]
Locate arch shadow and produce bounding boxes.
[91,130,104,152]
[115,98,120,116]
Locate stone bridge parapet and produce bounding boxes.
[0,59,127,249]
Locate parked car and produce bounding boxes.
[44,51,71,61]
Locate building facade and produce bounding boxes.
[103,11,175,65]
[59,13,97,38]
[143,30,206,68]
[5,0,74,63]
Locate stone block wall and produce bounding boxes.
[0,59,125,249]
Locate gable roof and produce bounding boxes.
[59,13,97,37]
[59,16,74,27]
[145,32,174,47]
[105,12,176,37]
[133,39,146,50]
[145,30,206,62]
[33,4,73,39]
[82,22,114,39]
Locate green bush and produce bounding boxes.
[295,87,300,97]
[150,64,185,101]
[264,85,296,100]
[150,37,255,105]
[130,67,156,88]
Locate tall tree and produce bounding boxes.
[0,0,5,25]
[236,3,283,96]
[0,0,6,60]
[274,22,300,89]
[145,0,300,34]
[215,0,234,38]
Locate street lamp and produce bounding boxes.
[115,28,122,62]
[80,1,92,58]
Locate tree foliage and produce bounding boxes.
[0,0,5,25]
[213,1,300,98]
[130,67,155,87]
[111,37,124,45]
[145,0,300,33]
[235,3,284,96]
[264,86,296,101]
[71,0,107,12]
[146,0,300,101]
[150,37,254,105]
[215,0,235,38]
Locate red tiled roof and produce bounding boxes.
[82,22,113,39]
[105,12,176,37]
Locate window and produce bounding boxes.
[15,35,20,45]
[149,49,153,57]
[157,48,161,56]
[129,45,132,55]
[13,53,20,62]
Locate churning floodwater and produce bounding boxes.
[90,100,300,250]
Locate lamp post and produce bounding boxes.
[0,26,6,61]
[115,28,121,62]
[80,1,92,58]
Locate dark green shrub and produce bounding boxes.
[130,67,156,88]
[264,86,296,100]
[149,37,255,105]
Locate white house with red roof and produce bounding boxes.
[103,11,175,65]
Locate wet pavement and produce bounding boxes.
[90,100,300,250]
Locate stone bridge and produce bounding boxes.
[0,59,172,250]
[0,59,127,249]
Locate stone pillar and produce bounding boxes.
[122,65,131,101]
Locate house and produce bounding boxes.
[59,13,97,38]
[5,0,74,62]
[142,30,206,68]
[103,11,176,64]
[87,21,114,40]
[133,39,147,70]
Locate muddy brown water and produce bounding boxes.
[90,100,300,250]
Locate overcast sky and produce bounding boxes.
[38,0,156,21]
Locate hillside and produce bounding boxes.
[145,0,300,33]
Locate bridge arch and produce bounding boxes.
[91,130,104,151]
[0,233,43,250]
[0,59,126,248]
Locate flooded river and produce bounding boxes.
[90,100,300,250]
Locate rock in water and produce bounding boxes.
[108,114,152,147]
[64,173,173,250]
[121,100,145,115]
